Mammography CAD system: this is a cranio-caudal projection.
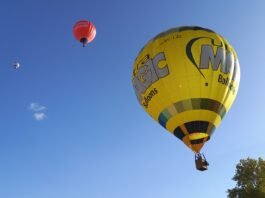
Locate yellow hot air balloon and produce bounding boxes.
[132,26,240,171]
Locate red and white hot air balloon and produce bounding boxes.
[73,20,96,47]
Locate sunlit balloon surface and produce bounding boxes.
[132,26,240,153]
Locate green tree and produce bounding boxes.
[227,157,265,198]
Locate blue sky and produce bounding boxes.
[0,0,264,197]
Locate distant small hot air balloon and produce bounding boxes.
[13,62,20,69]
[73,20,96,47]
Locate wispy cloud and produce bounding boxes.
[29,103,46,112]
[29,102,47,121]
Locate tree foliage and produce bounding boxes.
[227,157,265,198]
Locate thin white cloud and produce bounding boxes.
[29,103,46,112]
[34,112,47,121]
[29,102,47,121]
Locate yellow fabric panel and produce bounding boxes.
[179,125,189,136]
[189,133,208,140]
[182,136,193,150]
[166,110,221,133]
[182,136,207,153]
[191,143,205,153]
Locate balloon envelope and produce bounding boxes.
[132,26,240,153]
[73,20,96,46]
[13,62,20,69]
